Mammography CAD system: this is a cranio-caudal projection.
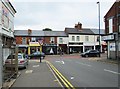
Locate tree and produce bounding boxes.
[42,28,52,31]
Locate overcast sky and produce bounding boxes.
[10,0,116,31]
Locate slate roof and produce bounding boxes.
[14,30,44,36]
[44,31,67,37]
[65,28,94,35]
[14,30,67,37]
[90,29,105,35]
[14,30,28,36]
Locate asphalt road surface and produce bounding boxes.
[46,55,119,88]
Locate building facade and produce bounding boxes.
[15,23,105,55]
[104,1,120,59]
[0,0,16,88]
[65,23,105,54]
[14,30,68,55]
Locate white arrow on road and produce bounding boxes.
[55,61,65,65]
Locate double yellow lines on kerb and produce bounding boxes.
[46,60,75,89]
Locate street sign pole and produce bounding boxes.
[38,40,43,63]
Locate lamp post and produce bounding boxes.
[97,1,101,57]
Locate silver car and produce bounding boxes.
[5,53,29,69]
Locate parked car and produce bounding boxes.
[5,53,29,69]
[81,50,100,57]
[29,51,45,59]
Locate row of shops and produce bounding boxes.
[17,42,106,55]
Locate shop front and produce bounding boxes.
[28,42,42,55]
[103,34,117,59]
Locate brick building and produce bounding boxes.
[103,1,120,59]
[14,29,67,55]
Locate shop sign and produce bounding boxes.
[102,34,114,41]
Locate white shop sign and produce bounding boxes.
[102,34,114,41]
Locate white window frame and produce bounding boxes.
[59,38,63,43]
[109,18,113,33]
[76,36,80,41]
[22,37,26,44]
[50,37,55,42]
[72,36,75,41]
[85,36,89,42]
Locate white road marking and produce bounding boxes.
[104,69,120,75]
[70,77,74,80]
[55,61,61,63]
[76,62,92,67]
[61,61,65,64]
[33,65,39,67]
[25,70,33,74]
[55,61,65,65]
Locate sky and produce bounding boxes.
[10,0,116,31]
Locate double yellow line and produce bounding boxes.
[46,60,75,89]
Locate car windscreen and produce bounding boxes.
[7,55,15,59]
[18,55,22,59]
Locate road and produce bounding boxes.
[46,55,118,87]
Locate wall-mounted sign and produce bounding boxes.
[110,43,115,51]
[102,34,114,41]
[2,3,9,29]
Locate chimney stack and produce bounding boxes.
[74,22,82,30]
[28,29,32,35]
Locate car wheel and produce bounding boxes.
[85,55,88,57]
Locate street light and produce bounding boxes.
[97,1,101,57]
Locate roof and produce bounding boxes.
[14,30,67,37]
[65,28,94,35]
[104,2,119,18]
[90,29,105,35]
[14,30,45,36]
[44,31,67,37]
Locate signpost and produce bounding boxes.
[38,39,43,63]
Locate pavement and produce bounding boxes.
[2,60,63,89]
[94,53,118,64]
[10,60,62,88]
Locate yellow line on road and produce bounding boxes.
[46,60,75,89]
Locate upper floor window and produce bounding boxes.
[72,36,75,41]
[76,36,80,41]
[22,37,26,44]
[109,18,113,33]
[85,36,89,42]
[59,38,63,43]
[97,36,100,42]
[50,37,55,43]
[31,37,36,42]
